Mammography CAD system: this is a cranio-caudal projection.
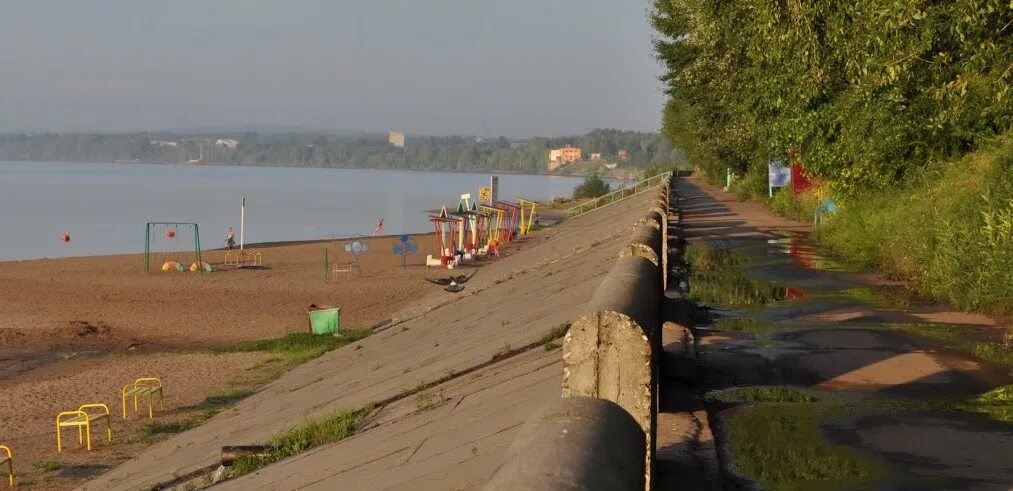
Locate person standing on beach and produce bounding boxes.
[225,227,235,250]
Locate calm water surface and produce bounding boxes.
[0,162,585,261]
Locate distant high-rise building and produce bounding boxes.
[389,131,406,148]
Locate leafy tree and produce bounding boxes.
[651,0,1013,195]
[573,174,612,199]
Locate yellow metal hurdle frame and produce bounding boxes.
[224,250,263,266]
[0,445,12,487]
[479,205,506,246]
[121,377,165,419]
[516,198,540,236]
[56,404,112,452]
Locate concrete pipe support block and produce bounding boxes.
[562,255,661,488]
[484,397,646,491]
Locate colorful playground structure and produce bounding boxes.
[427,190,542,269]
[144,222,206,273]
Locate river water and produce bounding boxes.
[0,162,585,261]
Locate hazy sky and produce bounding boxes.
[0,1,665,137]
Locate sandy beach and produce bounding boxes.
[0,231,488,489]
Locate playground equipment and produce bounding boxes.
[451,197,481,257]
[429,206,464,268]
[56,403,112,452]
[0,445,11,487]
[392,235,418,270]
[144,222,202,273]
[324,241,369,280]
[121,377,165,419]
[479,205,507,252]
[497,201,521,241]
[517,197,540,236]
[189,261,214,272]
[224,250,262,267]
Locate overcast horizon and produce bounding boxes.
[1,1,665,138]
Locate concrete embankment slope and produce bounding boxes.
[81,193,657,491]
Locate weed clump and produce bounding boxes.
[687,244,786,306]
[214,330,370,366]
[230,408,371,477]
[954,385,1013,424]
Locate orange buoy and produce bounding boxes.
[165,230,176,239]
[60,234,70,243]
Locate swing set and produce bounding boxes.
[143,222,206,273]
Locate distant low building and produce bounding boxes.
[150,140,178,148]
[548,145,582,171]
[215,138,239,149]
[590,153,603,161]
[617,149,628,159]
[389,131,406,148]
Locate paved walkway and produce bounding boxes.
[665,177,1013,490]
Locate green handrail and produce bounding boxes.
[565,171,672,219]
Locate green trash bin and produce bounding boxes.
[307,305,341,335]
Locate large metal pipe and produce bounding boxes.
[484,397,645,491]
[221,446,270,467]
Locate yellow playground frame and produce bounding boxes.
[0,445,12,487]
[224,249,263,267]
[517,197,540,236]
[121,377,165,419]
[56,403,112,452]
[479,205,506,245]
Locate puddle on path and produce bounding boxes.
[685,232,1013,490]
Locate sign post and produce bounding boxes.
[490,176,499,204]
[768,159,791,197]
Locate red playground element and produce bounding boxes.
[492,201,521,243]
[60,234,70,243]
[165,230,176,239]
[430,207,462,262]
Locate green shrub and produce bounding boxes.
[817,135,1013,311]
[572,175,611,199]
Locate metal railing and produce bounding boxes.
[565,171,673,219]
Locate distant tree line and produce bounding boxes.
[0,129,682,174]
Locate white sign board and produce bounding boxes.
[768,159,791,197]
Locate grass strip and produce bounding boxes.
[883,323,1013,368]
[136,389,255,443]
[214,330,371,366]
[229,407,372,477]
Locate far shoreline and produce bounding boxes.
[0,158,611,180]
